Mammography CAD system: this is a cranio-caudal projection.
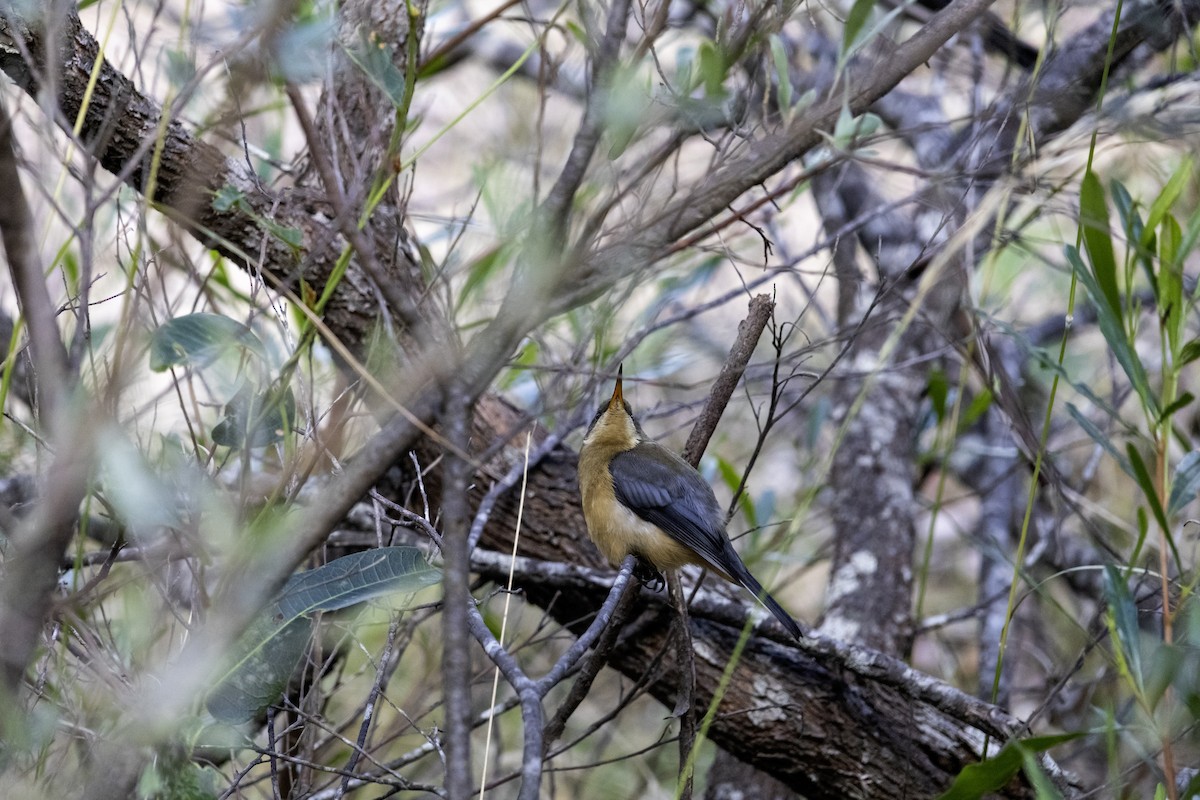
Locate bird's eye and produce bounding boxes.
[585,405,606,434]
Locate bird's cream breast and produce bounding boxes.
[578,450,700,571]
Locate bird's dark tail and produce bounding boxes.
[721,543,804,640]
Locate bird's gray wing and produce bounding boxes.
[608,445,727,568]
[610,445,806,638]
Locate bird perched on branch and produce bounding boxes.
[577,366,804,639]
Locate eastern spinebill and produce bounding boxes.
[577,366,804,639]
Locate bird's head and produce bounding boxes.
[582,365,643,451]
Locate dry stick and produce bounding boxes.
[441,385,476,800]
[542,562,641,744]
[666,570,696,800]
[669,293,775,797]
[335,619,402,799]
[462,555,638,800]
[478,431,532,800]
[681,294,775,466]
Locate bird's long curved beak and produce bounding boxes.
[610,364,624,408]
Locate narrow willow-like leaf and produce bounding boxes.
[1104,564,1144,693]
[697,40,726,98]
[927,368,949,423]
[1066,245,1158,416]
[959,388,993,431]
[715,455,754,529]
[1080,171,1121,318]
[1066,403,1133,479]
[1018,746,1066,800]
[840,0,876,64]
[1110,180,1154,292]
[1168,451,1200,516]
[936,733,1082,800]
[1126,444,1171,540]
[1158,213,1184,351]
[769,34,793,111]
[1142,157,1194,250]
[1157,392,1194,428]
[1180,337,1200,367]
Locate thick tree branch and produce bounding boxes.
[0,93,90,707]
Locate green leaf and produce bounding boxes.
[927,368,949,422]
[1066,403,1133,479]
[138,752,220,800]
[1104,564,1144,692]
[696,40,727,98]
[714,455,753,528]
[1124,445,1183,602]
[1127,444,1171,537]
[937,733,1082,799]
[829,106,881,150]
[343,29,409,108]
[769,34,793,111]
[840,0,876,64]
[260,218,304,251]
[1065,245,1158,416]
[1158,392,1195,426]
[603,66,651,159]
[165,48,197,89]
[270,13,335,83]
[1158,213,1184,350]
[1180,337,1200,367]
[98,431,180,533]
[1018,747,1065,800]
[1145,641,1187,712]
[1079,170,1121,319]
[1142,157,1194,251]
[564,21,587,47]
[959,388,993,430]
[148,313,266,373]
[212,385,297,449]
[457,246,508,311]
[1110,180,1155,292]
[1008,322,1121,422]
[1129,506,1150,573]
[1168,450,1200,516]
[673,46,696,94]
[212,185,245,213]
[204,614,311,724]
[278,547,440,618]
[207,548,440,722]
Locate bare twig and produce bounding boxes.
[538,0,633,245]
[541,558,640,744]
[441,384,476,799]
[668,571,696,800]
[681,294,775,467]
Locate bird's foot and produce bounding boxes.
[633,557,665,592]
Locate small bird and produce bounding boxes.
[577,367,804,639]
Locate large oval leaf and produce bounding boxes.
[206,547,440,723]
[149,313,267,373]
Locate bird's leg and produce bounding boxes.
[632,555,665,592]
